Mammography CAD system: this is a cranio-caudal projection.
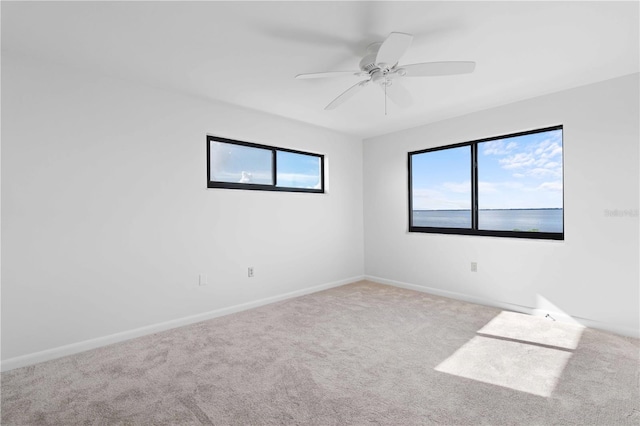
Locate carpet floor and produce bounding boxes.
[2,281,639,425]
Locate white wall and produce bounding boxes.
[363,73,639,337]
[1,55,364,365]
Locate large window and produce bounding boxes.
[409,125,563,240]
[207,136,324,193]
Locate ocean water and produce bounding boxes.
[412,209,563,233]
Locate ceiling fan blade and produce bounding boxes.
[401,61,476,77]
[379,81,412,108]
[296,71,360,79]
[376,32,413,67]
[325,80,370,110]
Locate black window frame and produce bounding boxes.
[408,125,564,240]
[207,135,325,193]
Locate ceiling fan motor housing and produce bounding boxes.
[359,41,399,85]
[359,42,382,73]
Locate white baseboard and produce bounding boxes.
[1,275,365,372]
[365,275,639,339]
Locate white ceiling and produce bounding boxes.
[2,1,638,139]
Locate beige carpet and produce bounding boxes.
[2,281,639,425]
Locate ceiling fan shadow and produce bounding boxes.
[256,25,355,54]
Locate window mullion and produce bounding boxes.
[471,143,478,230]
[272,149,277,187]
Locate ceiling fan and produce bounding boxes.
[296,32,476,111]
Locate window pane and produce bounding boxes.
[411,146,471,228]
[478,128,563,232]
[276,151,322,189]
[209,141,273,185]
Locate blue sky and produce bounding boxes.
[412,129,563,210]
[276,151,322,189]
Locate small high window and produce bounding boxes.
[409,125,563,240]
[207,136,324,193]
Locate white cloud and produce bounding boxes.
[538,143,562,160]
[412,187,470,210]
[502,181,525,190]
[483,140,518,155]
[478,181,498,192]
[547,145,562,159]
[534,139,552,155]
[537,181,563,191]
[277,172,318,183]
[276,172,320,189]
[529,168,559,178]
[497,137,562,179]
[443,181,472,194]
[499,152,535,169]
[213,170,272,184]
[476,180,524,193]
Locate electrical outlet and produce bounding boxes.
[248,267,254,278]
[199,273,207,286]
[470,262,478,272]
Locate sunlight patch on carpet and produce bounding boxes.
[435,311,584,397]
[478,310,584,350]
